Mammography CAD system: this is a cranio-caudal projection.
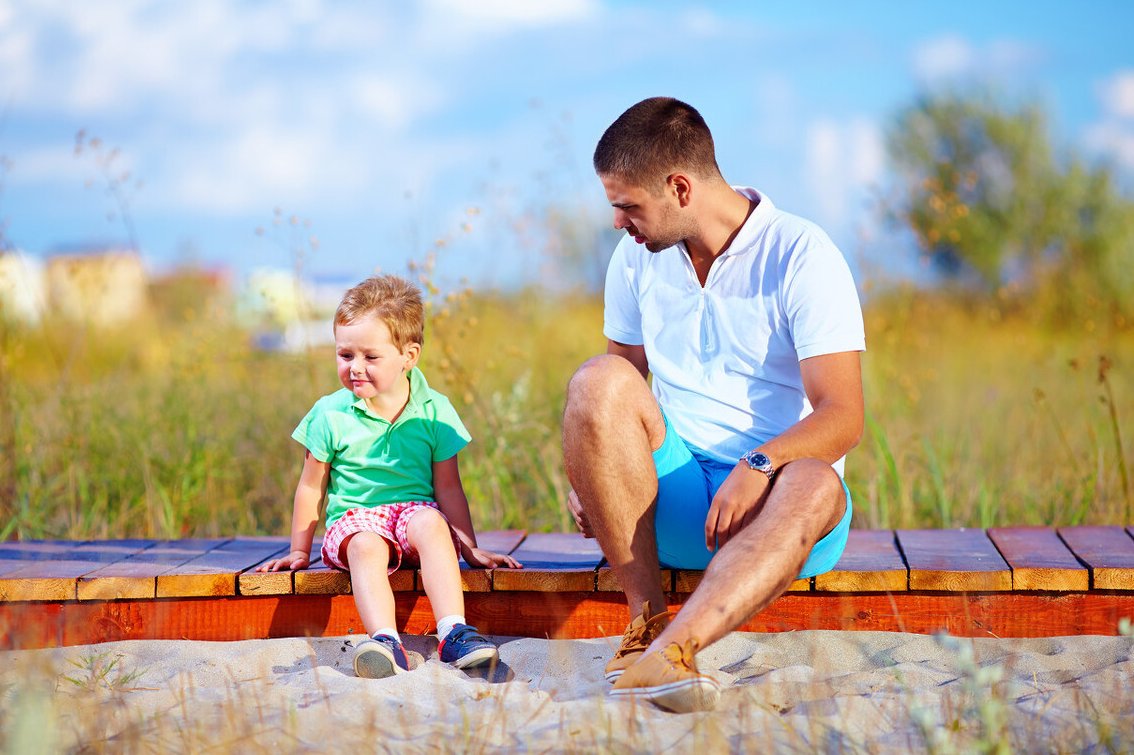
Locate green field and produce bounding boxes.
[0,284,1130,540]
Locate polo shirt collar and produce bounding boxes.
[351,367,433,422]
[718,186,772,259]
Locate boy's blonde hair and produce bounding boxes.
[334,274,424,350]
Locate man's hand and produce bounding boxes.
[258,550,311,572]
[704,465,772,551]
[566,489,594,538]
[463,547,522,569]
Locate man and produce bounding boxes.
[562,97,865,712]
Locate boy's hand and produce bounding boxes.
[258,550,311,572]
[463,547,522,569]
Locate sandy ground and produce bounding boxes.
[2,629,1132,753]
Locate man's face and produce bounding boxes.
[599,172,689,253]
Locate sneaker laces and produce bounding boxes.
[658,639,702,671]
[612,606,670,661]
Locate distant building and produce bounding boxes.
[149,265,233,322]
[242,268,356,352]
[45,248,149,326]
[0,250,47,324]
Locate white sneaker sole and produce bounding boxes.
[451,646,499,669]
[609,677,721,712]
[353,642,407,679]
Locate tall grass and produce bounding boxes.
[0,278,1130,539]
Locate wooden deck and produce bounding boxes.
[1,526,1133,649]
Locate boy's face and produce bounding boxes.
[334,314,420,403]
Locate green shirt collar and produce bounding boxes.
[351,367,433,423]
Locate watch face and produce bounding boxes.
[750,452,770,468]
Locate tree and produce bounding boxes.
[882,91,1134,317]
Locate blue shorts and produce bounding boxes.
[652,414,853,575]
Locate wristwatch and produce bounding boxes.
[739,449,776,481]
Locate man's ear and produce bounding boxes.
[403,342,422,371]
[667,173,693,207]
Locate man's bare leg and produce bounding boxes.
[562,354,668,616]
[648,458,846,653]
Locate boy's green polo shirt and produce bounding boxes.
[292,367,471,528]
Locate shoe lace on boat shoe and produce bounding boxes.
[612,601,670,660]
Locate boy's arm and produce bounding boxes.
[433,454,521,569]
[259,451,329,572]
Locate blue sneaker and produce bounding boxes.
[439,623,499,669]
[353,635,410,678]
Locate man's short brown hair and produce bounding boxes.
[593,97,722,190]
[334,274,424,350]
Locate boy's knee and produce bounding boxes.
[406,508,450,543]
[345,531,391,561]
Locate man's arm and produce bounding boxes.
[607,340,648,379]
[704,350,863,549]
[759,350,864,467]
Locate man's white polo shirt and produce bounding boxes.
[602,187,865,475]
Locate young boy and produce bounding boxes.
[259,274,521,678]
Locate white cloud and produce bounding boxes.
[681,8,726,38]
[1085,121,1134,170]
[804,117,884,227]
[0,5,36,102]
[352,74,445,131]
[1099,70,1134,120]
[913,35,975,81]
[425,0,596,26]
[913,34,1042,85]
[1083,70,1134,170]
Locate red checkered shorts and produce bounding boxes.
[320,502,461,574]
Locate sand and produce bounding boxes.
[2,630,1132,752]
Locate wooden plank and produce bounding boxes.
[0,560,111,601]
[988,527,1089,591]
[0,561,28,579]
[674,570,810,593]
[293,545,352,595]
[236,539,297,596]
[0,540,159,602]
[455,529,528,592]
[596,566,673,593]
[815,529,908,592]
[473,529,527,556]
[1058,526,1134,590]
[4,590,1134,649]
[77,539,228,601]
[0,540,82,561]
[493,532,602,592]
[157,539,292,598]
[897,529,1012,591]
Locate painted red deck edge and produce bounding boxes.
[2,590,1132,649]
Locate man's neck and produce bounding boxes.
[684,187,758,271]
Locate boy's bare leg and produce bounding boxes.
[648,458,846,653]
[562,355,669,617]
[407,509,465,621]
[344,532,397,635]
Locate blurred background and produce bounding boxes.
[0,1,1131,539]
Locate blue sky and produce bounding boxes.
[1,1,1132,291]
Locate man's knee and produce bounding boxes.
[565,354,645,424]
[773,459,845,528]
